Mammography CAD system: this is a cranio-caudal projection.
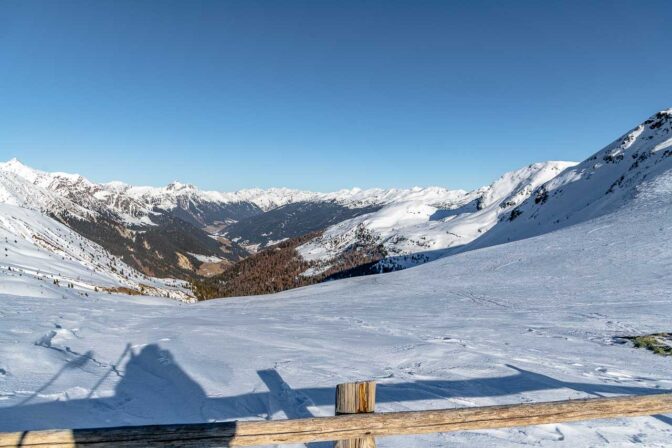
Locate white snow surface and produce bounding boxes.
[1,167,671,446]
[186,252,224,263]
[298,161,575,268]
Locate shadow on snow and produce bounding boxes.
[1,343,670,445]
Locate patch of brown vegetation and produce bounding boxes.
[102,286,142,295]
[192,228,388,300]
[197,260,231,277]
[175,252,194,271]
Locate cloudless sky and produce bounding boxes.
[0,0,671,191]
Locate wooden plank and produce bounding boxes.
[0,393,670,447]
[334,381,376,448]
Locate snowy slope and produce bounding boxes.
[298,109,672,274]
[0,163,95,221]
[298,161,574,270]
[473,109,672,248]
[0,204,192,300]
[0,164,671,447]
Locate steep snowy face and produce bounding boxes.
[298,161,574,269]
[0,161,95,221]
[481,109,672,245]
[0,204,192,300]
[0,159,152,225]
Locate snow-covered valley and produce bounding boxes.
[1,163,671,446]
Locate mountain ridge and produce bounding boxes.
[2,107,670,298]
[0,157,468,216]
[292,108,672,278]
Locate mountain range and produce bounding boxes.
[1,108,670,299]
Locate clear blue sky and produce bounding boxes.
[0,1,670,191]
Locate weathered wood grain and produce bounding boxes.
[334,381,377,448]
[0,393,670,447]
[335,381,376,415]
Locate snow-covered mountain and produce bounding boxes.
[0,158,460,226]
[0,204,191,301]
[0,159,257,227]
[298,161,575,272]
[296,109,672,275]
[0,159,492,279]
[2,108,670,293]
[475,108,672,247]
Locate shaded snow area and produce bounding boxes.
[1,171,671,446]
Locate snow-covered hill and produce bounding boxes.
[0,204,191,301]
[474,109,672,248]
[298,161,575,271]
[1,158,670,446]
[298,109,672,274]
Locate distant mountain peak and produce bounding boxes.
[166,181,196,191]
[0,157,39,179]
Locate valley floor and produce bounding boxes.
[1,177,672,447]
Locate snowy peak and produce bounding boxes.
[0,159,476,222]
[166,181,196,191]
[0,158,92,191]
[491,108,672,243]
[295,105,672,277]
[0,158,47,185]
[0,163,95,221]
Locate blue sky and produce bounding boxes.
[0,1,670,191]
